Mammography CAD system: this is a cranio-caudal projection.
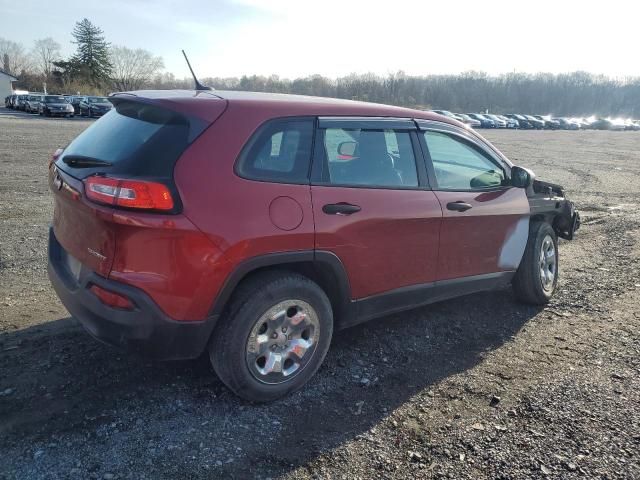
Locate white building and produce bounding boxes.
[0,69,18,101]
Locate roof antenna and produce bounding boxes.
[182,50,213,91]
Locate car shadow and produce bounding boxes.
[0,289,541,478]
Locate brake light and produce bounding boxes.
[84,176,174,211]
[89,285,135,310]
[49,148,63,168]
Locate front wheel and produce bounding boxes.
[513,222,558,304]
[209,271,333,402]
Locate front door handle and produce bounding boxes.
[446,201,473,212]
[322,203,361,215]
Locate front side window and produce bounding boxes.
[236,118,313,183]
[423,130,505,190]
[322,128,418,188]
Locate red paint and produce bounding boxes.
[434,188,530,280]
[311,186,442,297]
[51,90,524,322]
[51,167,116,277]
[269,196,304,231]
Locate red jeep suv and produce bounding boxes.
[48,90,579,401]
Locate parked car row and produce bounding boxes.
[4,92,112,118]
[430,110,640,131]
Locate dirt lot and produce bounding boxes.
[1,110,639,479]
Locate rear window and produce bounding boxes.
[58,100,204,179]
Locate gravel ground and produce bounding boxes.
[1,110,639,479]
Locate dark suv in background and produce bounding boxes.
[48,90,579,401]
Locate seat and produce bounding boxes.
[348,131,402,186]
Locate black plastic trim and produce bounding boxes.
[318,116,414,129]
[209,250,353,319]
[48,228,218,360]
[348,271,515,328]
[210,250,515,331]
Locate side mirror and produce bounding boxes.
[511,166,534,188]
[337,141,357,157]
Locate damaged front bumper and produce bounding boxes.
[528,179,581,240]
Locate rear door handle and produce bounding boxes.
[322,203,361,215]
[446,201,473,212]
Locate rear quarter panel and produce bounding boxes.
[174,103,316,316]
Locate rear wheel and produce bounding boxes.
[513,221,558,304]
[209,271,333,402]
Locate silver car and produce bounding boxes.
[25,94,43,113]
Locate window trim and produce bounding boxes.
[417,122,511,193]
[233,116,316,186]
[310,119,430,190]
[318,116,415,130]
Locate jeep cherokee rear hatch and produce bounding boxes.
[50,93,226,277]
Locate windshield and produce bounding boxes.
[45,96,66,103]
[28,96,40,101]
[89,97,110,104]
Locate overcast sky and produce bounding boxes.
[1,0,638,79]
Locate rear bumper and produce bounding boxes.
[48,227,218,360]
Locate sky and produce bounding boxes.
[1,0,639,79]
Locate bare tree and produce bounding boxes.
[32,37,62,78]
[0,37,32,75]
[110,46,164,91]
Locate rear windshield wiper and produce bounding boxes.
[62,155,113,168]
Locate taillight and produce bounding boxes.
[90,285,135,310]
[49,148,63,168]
[84,176,174,211]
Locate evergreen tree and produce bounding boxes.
[70,18,112,86]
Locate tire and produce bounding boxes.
[513,221,559,305]
[209,271,333,402]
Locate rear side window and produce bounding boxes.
[59,101,203,179]
[235,118,314,184]
[321,128,418,188]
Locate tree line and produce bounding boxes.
[189,72,640,117]
[2,19,640,117]
[1,18,163,95]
